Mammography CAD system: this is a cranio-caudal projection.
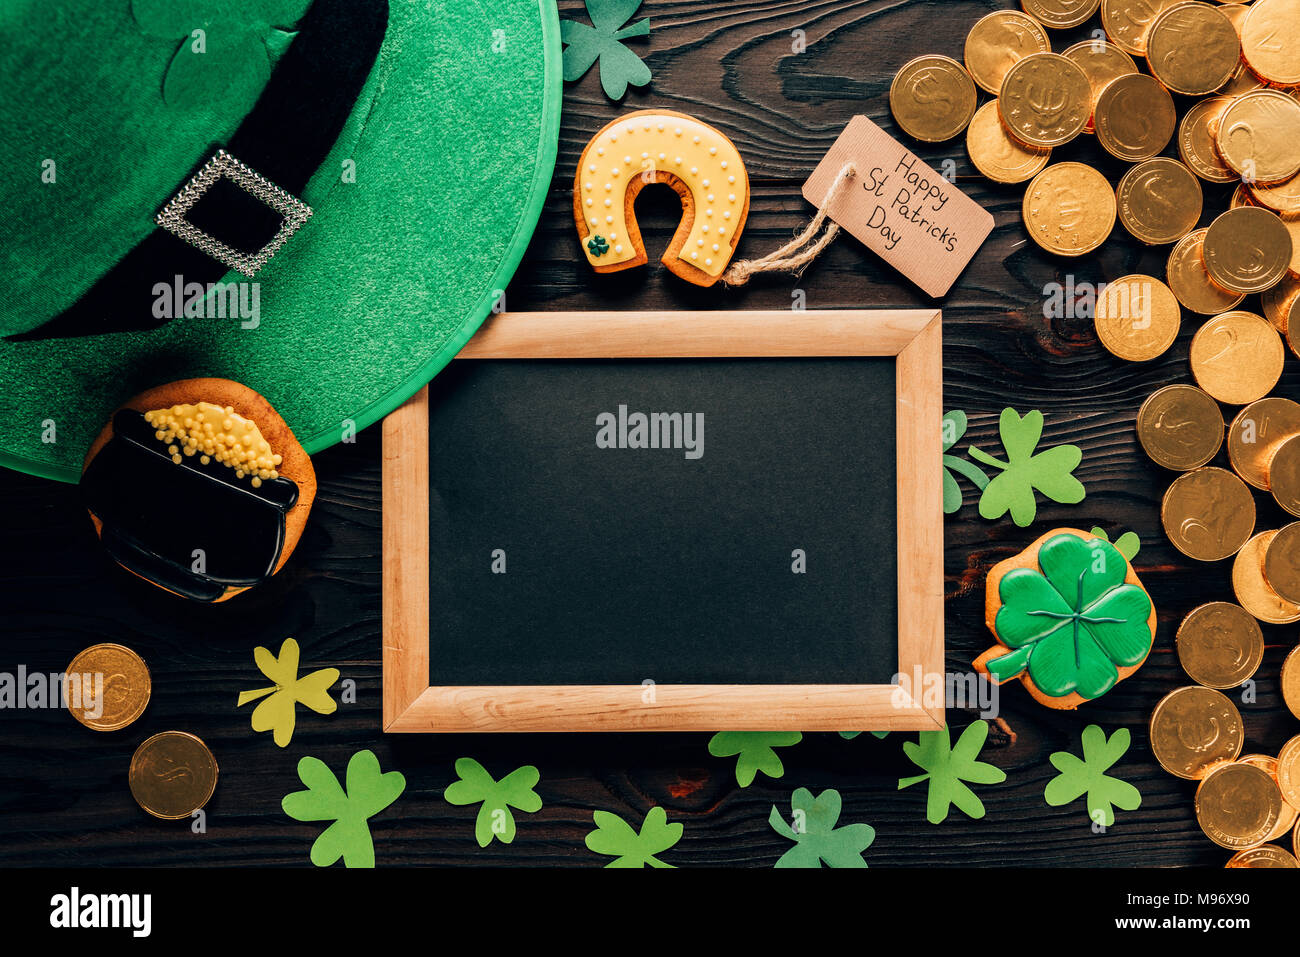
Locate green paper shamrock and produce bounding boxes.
[132,0,308,109]
[968,408,1085,527]
[281,750,406,868]
[942,410,990,515]
[585,806,682,868]
[769,788,875,868]
[1090,526,1141,562]
[587,234,609,257]
[236,637,339,748]
[838,731,890,740]
[443,758,542,847]
[708,731,802,786]
[898,721,1006,824]
[1044,725,1142,827]
[985,533,1153,700]
[560,0,652,101]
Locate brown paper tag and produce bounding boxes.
[803,116,994,298]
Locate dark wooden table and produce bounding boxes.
[3,0,1297,867]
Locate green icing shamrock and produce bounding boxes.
[769,788,875,868]
[443,758,542,847]
[942,410,989,515]
[1091,526,1141,562]
[838,731,890,740]
[1044,725,1142,827]
[281,750,406,868]
[132,0,308,109]
[969,408,1085,527]
[560,0,652,101]
[585,806,682,868]
[898,720,1006,824]
[708,731,802,787]
[987,533,1153,700]
[587,234,610,257]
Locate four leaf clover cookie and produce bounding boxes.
[975,528,1156,709]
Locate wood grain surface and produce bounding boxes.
[2,0,1297,868]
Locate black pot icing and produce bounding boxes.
[82,409,298,601]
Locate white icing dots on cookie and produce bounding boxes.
[577,113,748,279]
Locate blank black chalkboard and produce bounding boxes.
[424,357,899,687]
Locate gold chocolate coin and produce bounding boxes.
[890,56,978,143]
[1095,73,1178,162]
[1283,215,1300,280]
[1203,208,1294,294]
[1218,2,1252,34]
[964,10,1052,95]
[1238,754,1300,841]
[64,643,151,732]
[1263,522,1300,604]
[1227,398,1300,489]
[1149,685,1244,779]
[1162,467,1256,561]
[1285,645,1300,720]
[1251,175,1300,218]
[1168,229,1246,315]
[128,730,219,820]
[1240,0,1300,86]
[1190,311,1284,404]
[1176,601,1265,688]
[1116,158,1203,245]
[1095,275,1181,360]
[1147,1,1241,95]
[1062,39,1138,135]
[1216,91,1300,186]
[1137,384,1224,470]
[1262,276,1300,336]
[1101,0,1181,55]
[998,53,1092,148]
[1233,530,1300,623]
[1226,845,1300,867]
[1272,436,1300,517]
[1021,0,1102,28]
[1179,98,1238,185]
[966,101,1051,184]
[1278,735,1300,811]
[1024,162,1116,255]
[1196,760,1285,849]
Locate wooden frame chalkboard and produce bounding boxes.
[382,310,943,732]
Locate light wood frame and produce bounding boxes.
[383,310,944,732]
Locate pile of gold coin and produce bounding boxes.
[64,643,218,820]
[1139,381,1300,862]
[889,0,1300,363]
[1151,687,1300,863]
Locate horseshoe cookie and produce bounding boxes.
[574,109,750,287]
[974,528,1156,710]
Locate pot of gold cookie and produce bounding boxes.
[81,378,316,603]
[975,528,1156,710]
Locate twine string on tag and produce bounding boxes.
[722,162,857,286]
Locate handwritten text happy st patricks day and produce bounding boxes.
[861,154,957,254]
[802,116,994,298]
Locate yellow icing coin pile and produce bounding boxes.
[144,402,282,487]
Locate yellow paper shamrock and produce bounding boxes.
[237,637,340,747]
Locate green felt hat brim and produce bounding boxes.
[0,0,562,482]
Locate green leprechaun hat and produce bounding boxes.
[0,0,561,481]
